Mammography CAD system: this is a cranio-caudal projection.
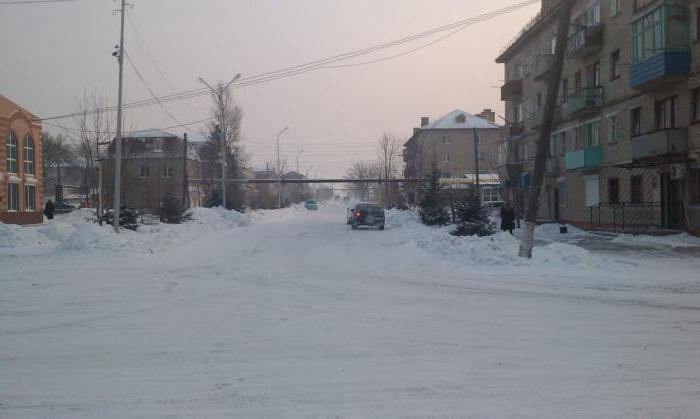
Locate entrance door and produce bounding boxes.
[660,174,683,229]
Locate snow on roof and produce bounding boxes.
[124,129,178,139]
[424,109,499,130]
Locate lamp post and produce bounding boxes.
[277,126,288,209]
[198,73,241,208]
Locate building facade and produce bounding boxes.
[101,130,203,214]
[403,109,503,204]
[0,96,43,225]
[497,0,700,234]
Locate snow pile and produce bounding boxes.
[611,232,700,248]
[0,222,49,249]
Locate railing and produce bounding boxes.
[563,86,604,117]
[566,24,603,59]
[588,202,686,232]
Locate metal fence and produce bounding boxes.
[588,202,685,232]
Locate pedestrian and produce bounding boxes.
[500,203,515,235]
[44,199,55,220]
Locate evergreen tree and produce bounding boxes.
[418,170,450,226]
[451,193,494,237]
[202,124,245,211]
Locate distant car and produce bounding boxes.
[349,203,385,230]
[304,200,318,210]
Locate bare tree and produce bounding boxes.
[41,132,74,184]
[74,90,113,212]
[345,161,381,202]
[377,132,402,207]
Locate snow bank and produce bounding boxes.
[611,232,700,248]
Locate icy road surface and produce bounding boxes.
[2,204,700,418]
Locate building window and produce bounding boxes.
[631,175,643,204]
[610,50,621,80]
[631,107,642,137]
[585,121,600,147]
[442,135,450,144]
[536,93,543,109]
[162,165,173,178]
[587,62,601,87]
[139,166,150,178]
[24,135,34,175]
[607,114,619,144]
[561,78,569,102]
[7,183,19,211]
[442,153,450,163]
[693,89,700,122]
[586,2,601,25]
[574,71,583,92]
[608,178,620,204]
[6,132,18,174]
[584,175,600,207]
[689,169,700,204]
[656,97,675,129]
[558,182,567,208]
[610,0,621,16]
[631,6,689,63]
[24,185,35,211]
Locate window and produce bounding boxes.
[608,178,620,204]
[6,132,18,173]
[558,182,567,208]
[631,175,643,204]
[610,0,621,16]
[689,169,700,204]
[162,165,173,178]
[585,121,600,147]
[24,185,35,211]
[536,93,543,109]
[607,114,619,144]
[574,71,583,92]
[610,50,621,80]
[442,135,450,144]
[656,97,675,129]
[694,89,700,122]
[587,62,601,87]
[24,135,34,175]
[7,183,19,211]
[515,103,523,123]
[478,135,485,145]
[586,2,601,25]
[584,176,600,207]
[561,78,569,102]
[631,107,642,137]
[631,6,687,63]
[139,166,150,178]
[482,187,500,203]
[442,153,450,163]
[696,7,700,42]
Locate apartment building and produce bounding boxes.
[0,96,43,225]
[403,109,503,203]
[497,0,700,234]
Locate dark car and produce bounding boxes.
[349,203,385,230]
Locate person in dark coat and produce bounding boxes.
[44,200,55,220]
[500,204,515,235]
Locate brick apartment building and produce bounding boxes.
[497,0,700,234]
[0,96,43,225]
[403,109,503,204]
[101,130,204,214]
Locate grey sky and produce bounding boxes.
[0,0,539,176]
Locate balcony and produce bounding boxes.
[562,87,603,119]
[565,146,601,170]
[501,79,523,101]
[533,54,553,81]
[630,50,690,90]
[631,128,688,162]
[566,24,603,59]
[507,123,524,138]
[546,157,561,174]
[529,107,561,129]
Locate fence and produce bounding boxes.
[588,202,685,232]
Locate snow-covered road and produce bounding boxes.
[2,204,700,418]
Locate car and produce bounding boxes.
[349,203,385,230]
[304,199,318,210]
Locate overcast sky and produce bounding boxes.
[0,0,539,177]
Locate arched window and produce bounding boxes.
[6,132,18,173]
[24,134,34,175]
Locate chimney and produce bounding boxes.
[476,108,496,123]
[421,117,430,127]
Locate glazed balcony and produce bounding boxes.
[630,50,690,90]
[507,122,524,138]
[565,146,601,170]
[501,79,523,101]
[567,24,603,59]
[562,87,603,119]
[631,128,687,162]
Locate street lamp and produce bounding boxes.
[198,73,241,208]
[277,127,288,209]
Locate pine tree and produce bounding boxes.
[451,193,494,237]
[418,170,450,226]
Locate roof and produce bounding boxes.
[423,109,499,130]
[123,129,178,139]
[496,5,559,63]
[0,95,39,121]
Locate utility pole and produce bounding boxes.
[519,0,574,258]
[276,126,288,209]
[473,128,480,203]
[198,74,241,209]
[112,0,128,233]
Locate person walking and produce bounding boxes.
[500,203,515,235]
[44,200,55,220]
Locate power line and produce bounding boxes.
[38,0,537,121]
[0,0,75,4]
